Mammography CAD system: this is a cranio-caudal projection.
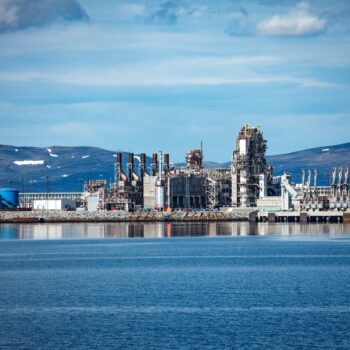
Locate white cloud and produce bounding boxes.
[0,0,88,33]
[257,2,326,36]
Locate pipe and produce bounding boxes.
[344,168,349,187]
[313,169,317,188]
[307,169,311,188]
[159,151,163,180]
[338,167,343,187]
[332,167,337,186]
[301,169,305,186]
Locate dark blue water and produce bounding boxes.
[1,223,350,349]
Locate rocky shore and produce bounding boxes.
[0,209,255,223]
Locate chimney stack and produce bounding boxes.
[152,153,158,176]
[164,153,170,175]
[140,153,146,179]
[128,153,134,181]
[116,152,122,181]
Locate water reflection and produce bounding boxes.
[1,222,350,240]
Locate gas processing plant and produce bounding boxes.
[2,124,350,223]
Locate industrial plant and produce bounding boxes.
[1,124,350,223]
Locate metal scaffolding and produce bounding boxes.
[231,125,268,208]
[205,169,231,209]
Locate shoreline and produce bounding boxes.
[0,209,254,224]
[2,210,348,224]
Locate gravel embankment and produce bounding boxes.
[0,209,254,223]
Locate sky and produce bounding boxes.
[0,0,349,162]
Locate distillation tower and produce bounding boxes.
[231,125,268,208]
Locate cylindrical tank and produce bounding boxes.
[0,188,19,208]
[155,180,165,210]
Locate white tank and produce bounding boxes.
[155,180,165,210]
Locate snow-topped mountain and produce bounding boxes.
[1,143,350,192]
[0,145,130,192]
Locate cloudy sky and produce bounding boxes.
[0,0,349,162]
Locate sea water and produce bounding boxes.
[0,222,350,349]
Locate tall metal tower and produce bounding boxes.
[231,125,267,208]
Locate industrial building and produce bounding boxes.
[106,153,145,211]
[2,123,349,219]
[20,192,82,209]
[33,199,76,211]
[82,179,107,211]
[229,125,350,216]
[231,125,270,208]
[167,174,206,209]
[143,149,207,210]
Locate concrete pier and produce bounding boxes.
[258,210,348,223]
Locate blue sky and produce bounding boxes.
[0,0,349,162]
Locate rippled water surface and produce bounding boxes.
[1,222,350,349]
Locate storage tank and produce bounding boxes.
[0,188,19,208]
[155,179,165,210]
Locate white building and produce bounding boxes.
[33,199,76,211]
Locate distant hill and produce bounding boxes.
[218,142,350,185]
[0,143,350,192]
[0,145,148,192]
[266,143,350,186]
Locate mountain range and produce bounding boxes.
[1,143,350,192]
